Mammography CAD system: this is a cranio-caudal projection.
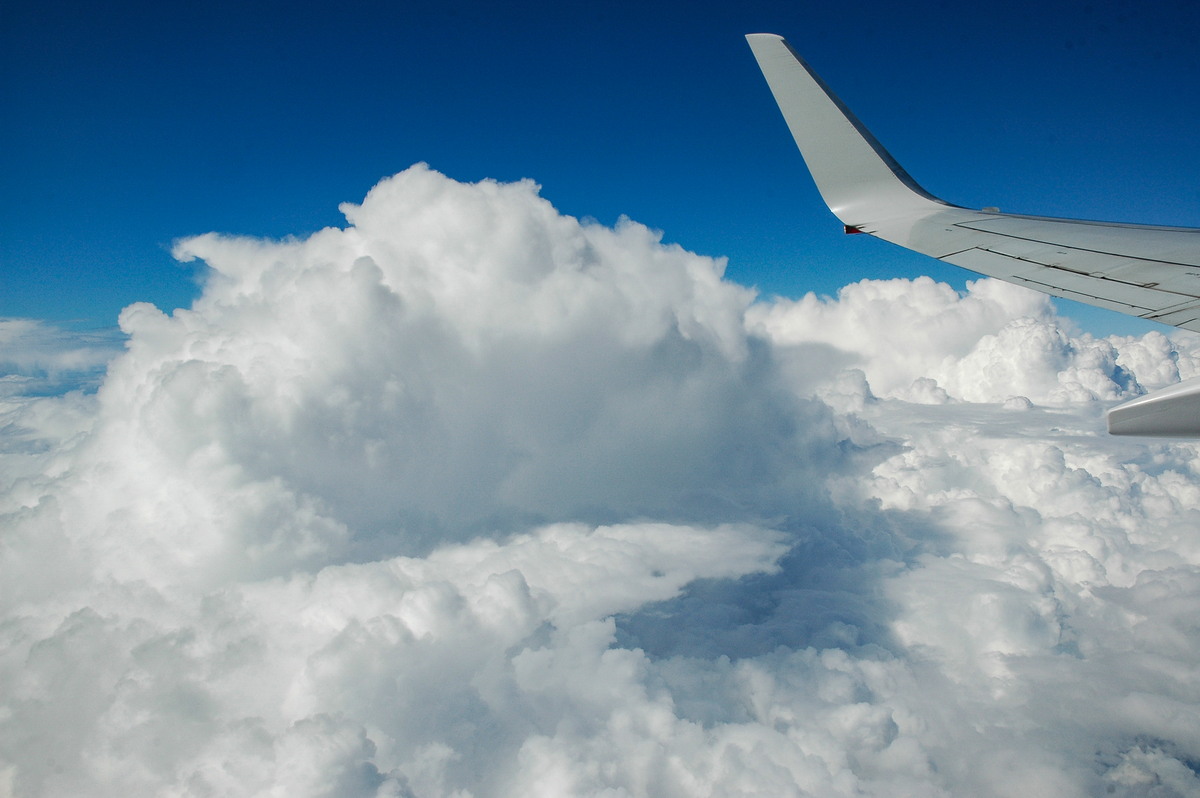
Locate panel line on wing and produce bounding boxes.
[951,246,1200,300]
[949,221,1200,269]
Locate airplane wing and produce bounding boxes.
[746,33,1200,437]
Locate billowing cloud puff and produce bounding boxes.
[109,166,839,567]
[3,166,1200,797]
[750,277,1200,406]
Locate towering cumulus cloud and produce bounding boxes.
[3,165,1200,797]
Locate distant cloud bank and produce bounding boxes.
[3,165,1200,797]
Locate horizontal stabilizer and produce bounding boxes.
[1107,377,1200,436]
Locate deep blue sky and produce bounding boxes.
[3,0,1198,336]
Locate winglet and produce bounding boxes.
[745,34,950,226]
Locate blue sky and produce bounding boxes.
[3,0,1198,335]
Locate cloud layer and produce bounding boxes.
[3,166,1200,797]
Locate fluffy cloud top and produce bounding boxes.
[751,277,1200,405]
[3,165,1200,797]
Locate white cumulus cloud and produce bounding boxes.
[3,165,1200,797]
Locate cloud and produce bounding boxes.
[0,319,121,398]
[3,165,1200,797]
[749,277,1200,406]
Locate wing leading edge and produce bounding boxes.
[746,33,1200,437]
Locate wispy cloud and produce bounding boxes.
[0,319,122,396]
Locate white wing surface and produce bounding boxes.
[746,33,1200,436]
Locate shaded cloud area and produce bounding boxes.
[3,166,1200,797]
